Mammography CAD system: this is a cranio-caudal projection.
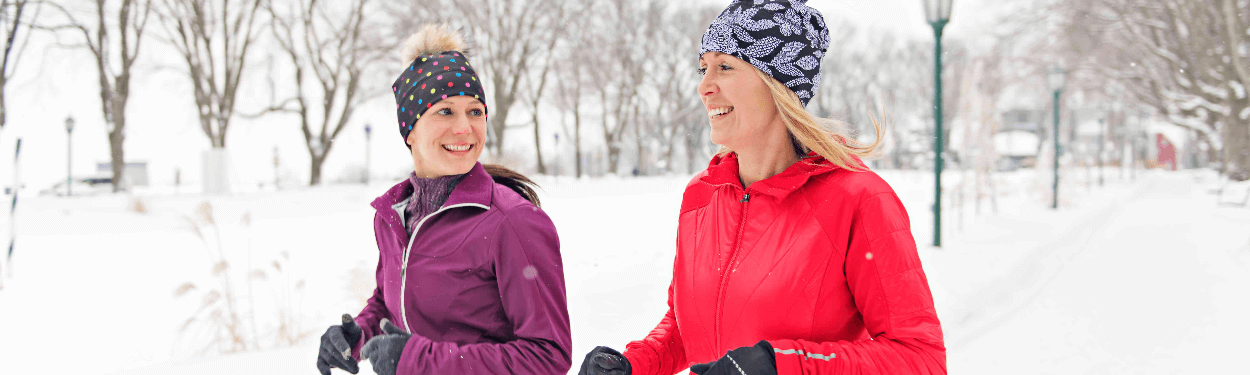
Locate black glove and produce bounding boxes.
[689,340,776,375]
[317,313,363,375]
[578,346,631,375]
[361,318,412,375]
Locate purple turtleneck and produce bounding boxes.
[403,172,465,237]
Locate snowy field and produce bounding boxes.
[1,168,1248,374]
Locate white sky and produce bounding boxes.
[0,0,1023,192]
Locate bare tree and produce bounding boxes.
[2,0,41,131]
[813,20,867,125]
[646,4,707,175]
[518,0,570,174]
[588,0,657,175]
[1058,0,1250,179]
[156,0,265,149]
[42,0,154,193]
[261,0,384,185]
[551,1,592,177]
[552,44,586,177]
[813,20,932,169]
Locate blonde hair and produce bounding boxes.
[717,68,883,172]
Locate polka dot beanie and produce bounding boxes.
[700,0,830,107]
[392,24,487,145]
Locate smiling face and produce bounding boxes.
[406,96,487,178]
[697,52,782,151]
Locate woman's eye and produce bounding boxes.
[697,67,707,76]
[720,63,732,71]
[437,108,452,116]
[469,109,484,116]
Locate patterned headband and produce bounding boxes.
[392,51,487,143]
[700,0,830,107]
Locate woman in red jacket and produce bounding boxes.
[578,1,945,375]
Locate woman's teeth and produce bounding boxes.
[709,107,734,119]
[443,144,472,152]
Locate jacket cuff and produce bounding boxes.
[351,316,372,361]
[767,340,813,375]
[395,331,432,374]
[622,349,648,375]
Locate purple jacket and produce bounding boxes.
[353,162,572,374]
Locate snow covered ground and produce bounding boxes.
[1,168,1247,374]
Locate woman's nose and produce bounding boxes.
[698,74,716,99]
[452,116,472,134]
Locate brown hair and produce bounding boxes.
[716,68,884,171]
[483,164,541,207]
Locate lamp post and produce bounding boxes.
[364,123,372,185]
[923,0,953,247]
[1047,64,1067,210]
[65,116,75,197]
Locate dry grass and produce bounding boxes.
[174,202,310,355]
[129,197,149,214]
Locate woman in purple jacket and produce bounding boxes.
[314,24,571,375]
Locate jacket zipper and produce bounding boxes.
[398,202,489,333]
[715,190,751,354]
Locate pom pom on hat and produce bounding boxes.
[400,23,467,64]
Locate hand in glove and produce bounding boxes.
[317,314,363,375]
[578,346,631,375]
[361,319,411,375]
[689,341,776,375]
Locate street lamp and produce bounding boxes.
[1047,64,1067,210]
[923,0,953,247]
[65,116,75,197]
[364,123,372,185]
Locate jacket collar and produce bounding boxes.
[371,162,493,212]
[699,151,851,201]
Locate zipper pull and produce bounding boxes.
[741,193,751,203]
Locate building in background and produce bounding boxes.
[993,108,1043,170]
[95,162,149,187]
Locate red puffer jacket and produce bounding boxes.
[622,152,945,375]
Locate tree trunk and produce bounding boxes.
[600,91,619,174]
[1225,102,1250,181]
[573,108,582,178]
[664,127,678,175]
[607,144,621,175]
[109,125,126,193]
[634,115,644,176]
[0,86,6,130]
[309,153,325,186]
[489,86,511,156]
[533,111,545,174]
[686,121,704,174]
[108,79,131,193]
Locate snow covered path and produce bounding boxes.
[947,173,1250,373]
